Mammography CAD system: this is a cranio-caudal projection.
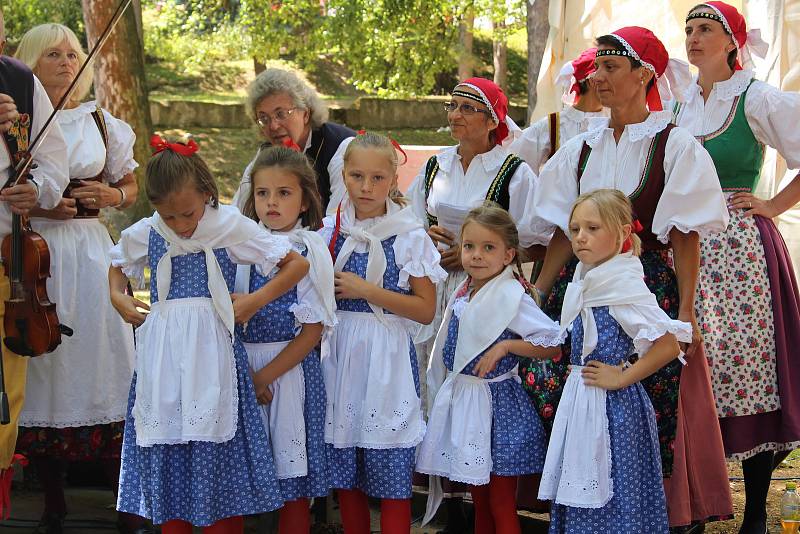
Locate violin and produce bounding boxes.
[0,169,68,356]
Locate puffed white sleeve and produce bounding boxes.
[226,230,292,275]
[745,81,800,168]
[109,216,153,287]
[392,227,448,289]
[508,117,550,173]
[101,110,138,183]
[232,151,259,211]
[325,136,354,216]
[654,127,729,243]
[608,303,692,358]
[507,161,552,247]
[530,136,584,238]
[507,293,565,347]
[29,77,68,208]
[406,161,430,225]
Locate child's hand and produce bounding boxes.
[334,272,373,300]
[474,341,509,378]
[231,292,261,324]
[581,361,626,390]
[251,368,274,405]
[110,292,149,326]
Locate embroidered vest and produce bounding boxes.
[423,153,523,227]
[577,124,676,250]
[0,57,35,167]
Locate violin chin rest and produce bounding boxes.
[59,324,73,337]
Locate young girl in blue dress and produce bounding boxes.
[109,137,309,533]
[236,145,336,534]
[538,189,692,533]
[417,203,563,534]
[320,132,447,534]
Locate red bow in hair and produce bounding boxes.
[622,219,645,253]
[357,129,409,165]
[282,137,302,152]
[150,134,199,156]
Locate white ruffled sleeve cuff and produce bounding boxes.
[609,303,692,357]
[394,227,448,289]
[103,110,138,183]
[226,232,292,275]
[109,216,153,288]
[509,293,564,347]
[293,273,336,327]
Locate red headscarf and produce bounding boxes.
[453,77,511,145]
[687,2,768,70]
[607,27,669,111]
[570,47,598,96]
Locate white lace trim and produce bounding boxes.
[726,440,800,461]
[110,160,138,183]
[416,467,490,487]
[702,4,739,48]
[290,302,326,325]
[398,260,449,289]
[632,321,693,356]
[713,69,755,101]
[610,34,657,74]
[19,413,127,428]
[121,264,146,289]
[657,220,728,244]
[627,111,672,143]
[457,82,500,124]
[524,329,568,348]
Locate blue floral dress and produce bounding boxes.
[548,307,668,533]
[116,228,284,525]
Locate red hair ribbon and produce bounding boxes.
[282,137,302,152]
[150,134,199,156]
[356,129,409,165]
[622,219,645,253]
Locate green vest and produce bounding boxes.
[692,80,765,192]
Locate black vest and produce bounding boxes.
[306,122,356,208]
[0,56,35,165]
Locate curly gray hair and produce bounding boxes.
[246,68,328,128]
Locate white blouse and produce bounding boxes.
[509,105,608,173]
[532,111,729,243]
[407,144,547,247]
[0,76,68,230]
[676,69,800,168]
[57,100,137,182]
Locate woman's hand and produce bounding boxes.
[677,310,701,358]
[581,361,626,391]
[231,292,263,324]
[0,182,39,215]
[70,180,124,209]
[110,292,149,326]
[334,272,374,300]
[427,225,455,247]
[729,192,779,219]
[32,198,78,220]
[474,341,509,378]
[439,245,463,272]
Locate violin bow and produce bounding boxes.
[11,0,133,184]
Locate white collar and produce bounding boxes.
[690,69,754,103]
[561,105,604,123]
[436,144,508,174]
[586,110,672,147]
[57,100,99,124]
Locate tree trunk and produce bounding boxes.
[457,7,475,81]
[82,0,153,225]
[526,0,550,124]
[492,19,508,92]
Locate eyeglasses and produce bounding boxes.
[443,101,491,116]
[256,107,298,128]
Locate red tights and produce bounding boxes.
[337,488,410,534]
[469,475,520,534]
[161,515,244,534]
[279,498,311,534]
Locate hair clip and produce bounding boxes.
[356,129,408,165]
[150,134,198,156]
[282,137,302,152]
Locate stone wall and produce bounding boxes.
[150,96,528,129]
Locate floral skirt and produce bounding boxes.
[16,422,125,462]
[520,250,681,476]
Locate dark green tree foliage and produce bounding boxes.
[2,0,86,47]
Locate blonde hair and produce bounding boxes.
[246,68,328,128]
[15,24,93,102]
[569,189,641,256]
[242,146,324,230]
[461,202,535,296]
[343,131,407,206]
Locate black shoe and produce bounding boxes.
[35,513,64,534]
[738,518,768,534]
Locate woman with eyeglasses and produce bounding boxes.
[407,77,542,534]
[676,3,800,533]
[232,68,355,215]
[529,28,734,531]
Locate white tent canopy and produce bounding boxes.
[532,0,800,275]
